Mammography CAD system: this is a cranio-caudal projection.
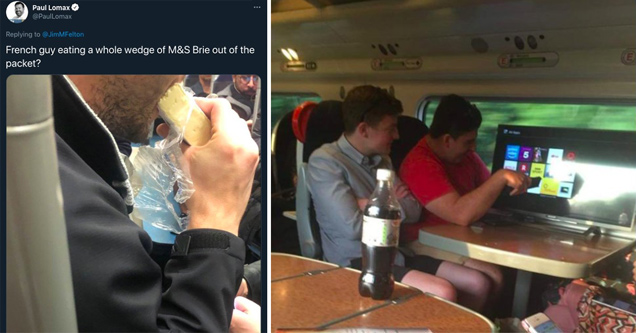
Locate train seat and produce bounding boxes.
[391,115,428,172]
[295,100,344,259]
[211,75,233,94]
[272,111,297,194]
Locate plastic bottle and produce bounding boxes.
[359,168,402,300]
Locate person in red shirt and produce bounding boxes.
[400,94,531,311]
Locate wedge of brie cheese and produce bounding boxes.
[158,84,211,146]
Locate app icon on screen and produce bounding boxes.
[504,160,518,171]
[533,147,548,163]
[557,182,574,199]
[540,178,560,196]
[547,148,564,164]
[518,162,531,176]
[545,164,555,178]
[519,147,533,162]
[530,163,546,178]
[506,145,520,160]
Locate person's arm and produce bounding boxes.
[394,176,422,224]
[354,178,422,224]
[180,99,259,233]
[59,148,251,332]
[307,152,364,241]
[356,158,421,223]
[425,169,529,226]
[162,99,258,330]
[154,98,259,330]
[401,151,529,227]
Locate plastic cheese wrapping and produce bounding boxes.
[158,83,211,146]
[131,83,207,234]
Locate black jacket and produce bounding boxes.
[52,75,244,332]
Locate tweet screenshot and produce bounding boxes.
[3,1,266,331]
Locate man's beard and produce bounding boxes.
[98,105,153,143]
[88,77,159,143]
[244,89,257,99]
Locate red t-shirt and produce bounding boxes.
[398,137,491,241]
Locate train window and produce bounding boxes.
[418,98,636,168]
[271,93,321,133]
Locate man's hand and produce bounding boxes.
[395,183,411,199]
[230,297,260,333]
[157,98,259,236]
[632,260,635,282]
[357,184,410,210]
[496,169,531,196]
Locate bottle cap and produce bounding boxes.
[376,169,393,181]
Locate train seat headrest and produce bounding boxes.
[303,100,344,162]
[390,116,429,171]
[292,101,317,144]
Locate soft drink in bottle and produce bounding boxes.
[359,168,402,300]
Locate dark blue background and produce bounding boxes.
[1,0,268,330]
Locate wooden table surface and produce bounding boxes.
[271,253,341,281]
[420,223,635,278]
[271,253,494,332]
[330,293,494,332]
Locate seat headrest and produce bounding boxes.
[292,101,317,143]
[212,75,233,94]
[390,116,429,172]
[303,100,344,162]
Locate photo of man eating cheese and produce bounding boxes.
[20,75,260,332]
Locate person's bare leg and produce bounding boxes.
[435,261,490,311]
[401,270,457,302]
[462,259,504,316]
[463,259,504,298]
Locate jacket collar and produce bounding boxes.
[52,75,134,212]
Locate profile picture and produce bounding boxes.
[6,1,27,23]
